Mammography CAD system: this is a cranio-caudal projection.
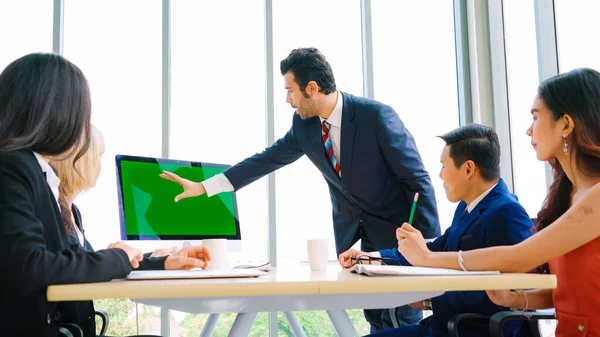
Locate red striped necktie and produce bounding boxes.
[321,120,341,176]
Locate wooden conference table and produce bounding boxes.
[47,266,557,337]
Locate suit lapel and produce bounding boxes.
[447,180,509,251]
[340,92,355,190]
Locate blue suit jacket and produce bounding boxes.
[379,179,534,337]
[224,92,440,253]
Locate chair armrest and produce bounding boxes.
[95,309,110,336]
[448,313,490,337]
[58,323,84,337]
[58,327,74,337]
[490,311,557,337]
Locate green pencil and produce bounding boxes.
[408,192,419,225]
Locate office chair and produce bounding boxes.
[95,309,109,336]
[57,310,108,337]
[447,217,557,337]
[58,323,84,337]
[57,309,164,337]
[447,311,556,337]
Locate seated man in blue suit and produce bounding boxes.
[160,47,441,332]
[339,124,534,337]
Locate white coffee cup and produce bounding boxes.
[202,239,228,270]
[307,239,329,271]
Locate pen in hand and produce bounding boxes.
[407,192,419,225]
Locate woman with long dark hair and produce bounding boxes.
[396,68,600,337]
[0,53,210,337]
[0,53,147,337]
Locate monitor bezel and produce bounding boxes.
[115,154,241,241]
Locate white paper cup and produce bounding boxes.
[202,239,228,270]
[307,239,328,271]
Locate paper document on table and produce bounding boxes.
[350,264,499,276]
[125,269,266,280]
[233,262,272,272]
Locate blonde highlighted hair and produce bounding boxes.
[53,124,104,196]
[52,125,104,233]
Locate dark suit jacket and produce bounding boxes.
[379,179,534,337]
[224,92,440,253]
[0,150,133,337]
[69,203,167,270]
[63,205,167,336]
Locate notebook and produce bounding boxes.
[125,268,267,280]
[350,264,500,276]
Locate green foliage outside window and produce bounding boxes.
[94,299,371,336]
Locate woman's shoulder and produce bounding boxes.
[0,150,38,169]
[0,150,43,186]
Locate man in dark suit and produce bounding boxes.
[340,124,535,337]
[160,47,441,331]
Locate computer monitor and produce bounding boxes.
[115,155,241,241]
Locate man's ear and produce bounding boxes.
[306,80,320,95]
[464,160,476,178]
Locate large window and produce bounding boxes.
[0,1,53,70]
[62,2,168,335]
[62,0,163,251]
[555,0,600,72]
[503,0,547,217]
[3,2,513,336]
[273,0,364,263]
[371,0,459,232]
[170,0,268,264]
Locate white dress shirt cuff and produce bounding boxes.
[370,251,381,258]
[202,173,234,197]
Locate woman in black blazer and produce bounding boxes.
[50,125,171,337]
[52,124,176,265]
[0,54,210,337]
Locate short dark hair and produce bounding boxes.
[438,124,501,181]
[0,53,91,161]
[280,47,336,95]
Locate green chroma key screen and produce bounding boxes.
[116,155,240,240]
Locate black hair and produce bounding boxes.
[280,47,336,96]
[536,68,600,231]
[438,123,501,181]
